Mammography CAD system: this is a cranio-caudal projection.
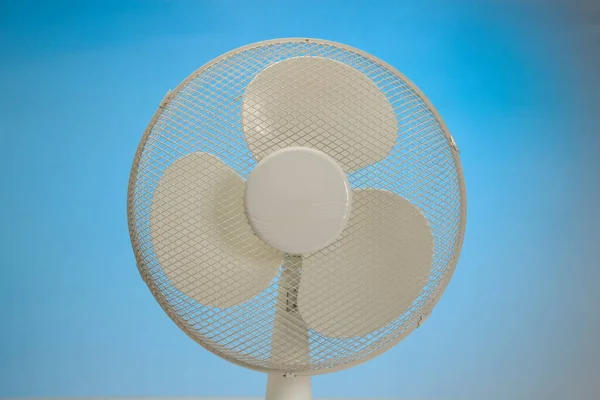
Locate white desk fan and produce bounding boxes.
[128,38,466,400]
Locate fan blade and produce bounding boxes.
[150,152,284,308]
[298,189,433,338]
[242,56,397,172]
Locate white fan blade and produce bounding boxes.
[242,56,397,172]
[298,189,433,338]
[150,152,284,308]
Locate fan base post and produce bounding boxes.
[266,373,311,400]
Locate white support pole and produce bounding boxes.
[266,255,312,400]
[266,373,312,400]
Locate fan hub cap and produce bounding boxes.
[245,147,352,254]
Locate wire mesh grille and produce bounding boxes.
[128,39,466,374]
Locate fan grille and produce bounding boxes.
[128,38,466,374]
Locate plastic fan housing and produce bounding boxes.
[128,38,466,376]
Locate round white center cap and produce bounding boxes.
[245,147,352,254]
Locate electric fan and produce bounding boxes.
[128,38,466,399]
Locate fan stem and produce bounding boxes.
[267,254,312,399]
[266,372,311,400]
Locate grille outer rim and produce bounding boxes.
[127,37,467,375]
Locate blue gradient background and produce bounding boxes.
[1,1,598,399]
